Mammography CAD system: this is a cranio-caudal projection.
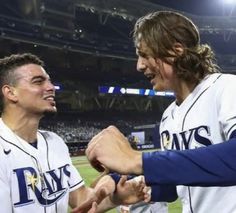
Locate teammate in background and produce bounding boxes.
[0,53,148,213]
[86,11,236,213]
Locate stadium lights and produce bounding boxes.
[223,0,236,4]
[54,85,61,90]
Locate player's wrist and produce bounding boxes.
[94,175,116,195]
[129,150,143,175]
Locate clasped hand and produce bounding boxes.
[71,175,151,213]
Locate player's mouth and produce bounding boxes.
[145,73,156,84]
[44,95,56,106]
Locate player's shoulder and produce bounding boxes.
[38,129,61,138]
[38,129,65,145]
[38,130,69,153]
[213,73,236,92]
[216,73,236,85]
[197,73,236,97]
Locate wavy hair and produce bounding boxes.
[133,11,220,84]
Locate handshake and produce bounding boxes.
[72,126,150,213]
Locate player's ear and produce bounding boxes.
[173,42,184,56]
[2,85,18,102]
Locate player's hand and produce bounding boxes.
[111,175,150,205]
[71,187,107,213]
[71,175,115,213]
[143,184,152,203]
[86,126,143,174]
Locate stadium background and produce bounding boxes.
[1,0,236,212]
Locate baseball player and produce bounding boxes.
[0,53,148,213]
[85,11,236,213]
[136,12,236,213]
[156,73,236,213]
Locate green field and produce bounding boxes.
[72,156,182,213]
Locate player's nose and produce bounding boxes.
[137,57,146,72]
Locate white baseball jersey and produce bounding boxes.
[0,119,84,213]
[159,73,236,213]
[117,202,168,213]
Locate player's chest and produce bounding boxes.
[6,149,71,208]
[160,98,220,150]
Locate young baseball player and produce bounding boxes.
[85,11,236,213]
[0,53,148,213]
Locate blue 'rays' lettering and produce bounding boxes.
[172,134,180,150]
[13,164,71,207]
[44,164,70,196]
[14,167,35,206]
[161,125,212,150]
[194,125,212,146]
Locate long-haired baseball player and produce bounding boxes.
[0,53,148,213]
[85,11,236,213]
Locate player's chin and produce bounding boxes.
[151,81,160,91]
[153,85,161,91]
[153,83,166,91]
[43,107,57,116]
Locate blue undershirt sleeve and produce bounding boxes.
[150,184,178,202]
[143,137,236,187]
[109,173,178,202]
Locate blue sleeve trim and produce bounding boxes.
[70,179,84,189]
[109,173,135,185]
[109,173,121,185]
[109,172,178,202]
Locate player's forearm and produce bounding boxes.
[89,175,117,212]
[69,186,93,208]
[95,196,117,213]
[143,138,236,186]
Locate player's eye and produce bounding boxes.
[32,78,44,85]
[33,80,43,84]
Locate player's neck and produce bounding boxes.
[2,112,39,143]
[174,81,197,105]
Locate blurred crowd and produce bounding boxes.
[39,113,158,155]
[40,114,154,143]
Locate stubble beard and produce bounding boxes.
[43,106,57,117]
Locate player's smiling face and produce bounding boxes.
[136,40,175,91]
[12,64,57,115]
